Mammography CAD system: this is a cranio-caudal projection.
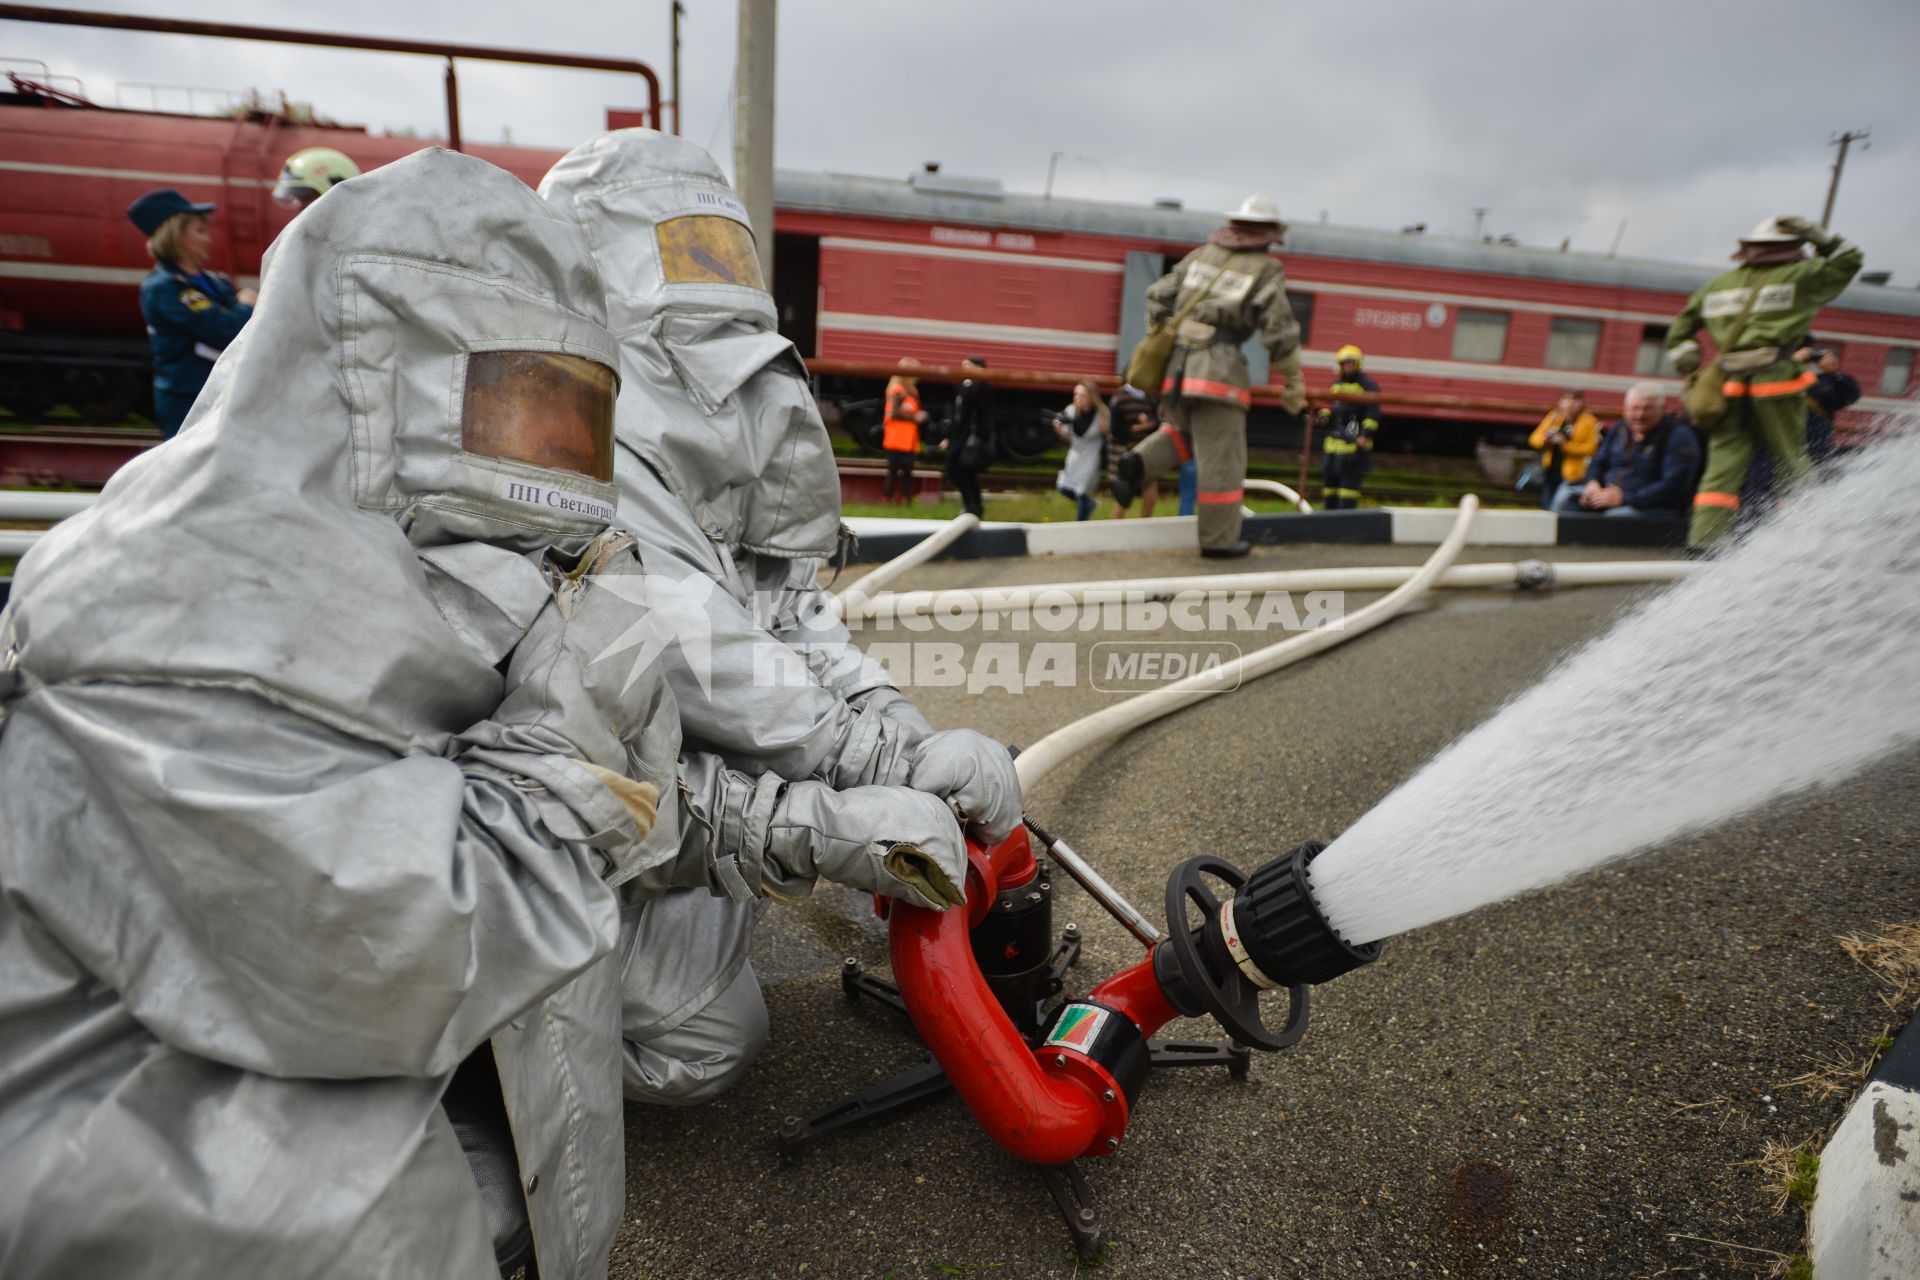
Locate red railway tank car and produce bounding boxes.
[4,77,1916,441]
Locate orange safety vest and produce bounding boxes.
[883,389,922,453]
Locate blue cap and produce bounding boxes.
[127,188,216,236]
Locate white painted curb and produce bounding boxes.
[1810,1078,1920,1279]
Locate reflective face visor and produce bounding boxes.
[461,351,616,483]
[272,166,317,209]
[655,214,765,290]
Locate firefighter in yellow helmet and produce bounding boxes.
[272,146,361,208]
[1316,344,1379,509]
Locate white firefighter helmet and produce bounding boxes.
[1740,216,1803,245]
[1226,192,1284,225]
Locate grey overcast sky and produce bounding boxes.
[14,0,1919,281]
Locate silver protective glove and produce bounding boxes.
[904,728,1024,845]
[765,781,968,910]
[847,685,936,740]
[472,530,665,836]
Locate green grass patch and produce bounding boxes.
[1783,1149,1819,1213]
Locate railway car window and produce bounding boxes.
[1545,317,1601,370]
[1635,325,1676,376]
[1286,291,1315,346]
[1452,309,1508,363]
[1881,348,1914,397]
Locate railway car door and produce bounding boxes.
[1115,251,1165,378]
[1118,250,1269,386]
[773,232,820,357]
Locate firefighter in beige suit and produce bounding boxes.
[1112,194,1305,557]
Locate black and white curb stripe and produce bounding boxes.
[0,510,1688,609]
[843,507,1688,564]
[1809,1013,1920,1279]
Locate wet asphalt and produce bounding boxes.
[608,540,1920,1280]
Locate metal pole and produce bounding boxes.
[0,5,662,125]
[669,0,683,134]
[442,58,461,151]
[733,0,775,282]
[1822,129,1868,229]
[1023,818,1164,948]
[1297,412,1313,497]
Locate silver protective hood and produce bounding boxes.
[539,128,841,559]
[0,149,640,1280]
[4,147,622,754]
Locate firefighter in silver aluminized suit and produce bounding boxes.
[0,149,968,1280]
[540,130,1024,1107]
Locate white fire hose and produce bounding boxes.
[832,512,980,615]
[1242,477,1313,514]
[845,559,1697,626]
[1010,497,1484,792]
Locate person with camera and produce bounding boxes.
[1050,380,1109,521]
[1526,389,1601,509]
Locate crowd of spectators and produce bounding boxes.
[1537,343,1856,527]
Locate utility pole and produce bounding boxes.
[1471,206,1488,241]
[669,1,684,134]
[1821,129,1869,228]
[734,0,776,281]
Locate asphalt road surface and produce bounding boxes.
[609,540,1919,1279]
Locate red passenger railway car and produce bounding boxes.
[4,75,1916,448]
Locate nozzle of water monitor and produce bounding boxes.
[1230,840,1381,986]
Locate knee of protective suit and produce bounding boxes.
[621,962,771,1106]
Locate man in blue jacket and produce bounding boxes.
[1551,382,1700,519]
[128,188,256,437]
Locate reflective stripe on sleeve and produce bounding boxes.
[1693,491,1741,510]
[1196,488,1244,505]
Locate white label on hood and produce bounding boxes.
[494,475,616,525]
[693,190,751,222]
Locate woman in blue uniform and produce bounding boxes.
[126,188,257,438]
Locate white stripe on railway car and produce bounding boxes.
[0,160,273,188]
[818,237,1124,274]
[0,262,261,288]
[817,311,1120,351]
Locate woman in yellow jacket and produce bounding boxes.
[1527,389,1601,509]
